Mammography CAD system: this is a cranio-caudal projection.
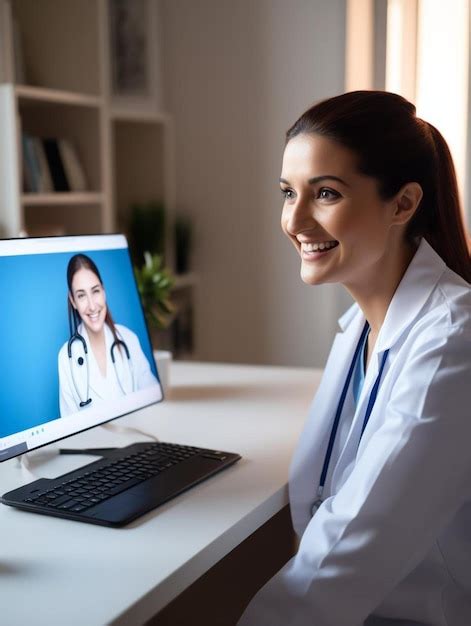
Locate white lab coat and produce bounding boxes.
[239,238,471,626]
[58,322,158,417]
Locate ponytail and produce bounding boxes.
[407,121,471,282]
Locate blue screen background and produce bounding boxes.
[0,247,158,438]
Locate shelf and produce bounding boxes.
[110,107,170,124]
[15,85,102,108]
[22,192,104,207]
[173,273,198,290]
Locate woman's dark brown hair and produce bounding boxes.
[67,254,120,345]
[286,90,471,282]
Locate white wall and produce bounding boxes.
[161,0,352,367]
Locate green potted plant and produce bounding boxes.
[134,251,175,329]
[134,252,175,391]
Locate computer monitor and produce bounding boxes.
[0,234,163,462]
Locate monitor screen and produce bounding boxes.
[0,234,163,462]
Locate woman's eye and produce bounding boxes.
[280,188,295,200]
[318,188,339,200]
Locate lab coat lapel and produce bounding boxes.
[330,238,447,489]
[330,350,382,491]
[80,323,111,400]
[352,238,446,421]
[289,303,366,530]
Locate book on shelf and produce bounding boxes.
[22,135,87,194]
[22,135,41,192]
[21,135,34,192]
[42,139,70,192]
[23,136,54,193]
[32,139,54,193]
[58,139,88,192]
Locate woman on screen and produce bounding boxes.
[58,254,159,417]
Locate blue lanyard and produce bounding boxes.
[312,322,389,513]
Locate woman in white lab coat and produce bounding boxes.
[58,253,159,417]
[238,91,471,626]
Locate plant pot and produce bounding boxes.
[153,349,172,394]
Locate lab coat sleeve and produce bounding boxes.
[58,346,78,417]
[238,326,471,626]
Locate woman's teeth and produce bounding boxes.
[302,241,339,252]
[88,313,100,321]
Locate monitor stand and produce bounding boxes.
[15,421,159,480]
[16,447,61,481]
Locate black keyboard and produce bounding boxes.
[23,443,202,513]
[1,442,242,526]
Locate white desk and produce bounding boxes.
[0,362,321,626]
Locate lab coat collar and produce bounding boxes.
[376,238,446,352]
[336,238,446,353]
[78,320,114,349]
[338,302,360,332]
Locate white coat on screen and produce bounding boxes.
[238,238,471,626]
[58,322,159,417]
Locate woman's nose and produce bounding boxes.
[284,195,315,236]
[87,296,97,311]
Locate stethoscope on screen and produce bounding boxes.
[311,322,390,517]
[67,309,136,407]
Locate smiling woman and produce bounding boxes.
[57,253,158,417]
[238,91,471,626]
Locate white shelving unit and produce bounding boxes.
[0,0,196,358]
[22,193,105,207]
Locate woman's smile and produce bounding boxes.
[86,310,104,325]
[299,240,339,261]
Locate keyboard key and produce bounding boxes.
[31,491,47,498]
[50,494,75,507]
[58,500,79,510]
[104,477,142,497]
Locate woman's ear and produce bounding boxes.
[391,182,423,226]
[69,293,77,310]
